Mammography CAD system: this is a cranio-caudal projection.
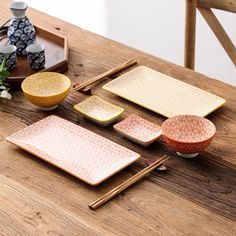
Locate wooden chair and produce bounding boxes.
[184,0,236,70]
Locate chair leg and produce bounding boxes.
[184,0,197,70]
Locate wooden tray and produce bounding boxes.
[3,25,68,90]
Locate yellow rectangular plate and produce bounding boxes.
[103,66,226,118]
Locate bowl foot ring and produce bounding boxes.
[176,152,199,158]
[38,105,58,111]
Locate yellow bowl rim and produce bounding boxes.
[21,72,71,98]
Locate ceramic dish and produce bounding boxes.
[103,66,226,118]
[161,115,216,158]
[6,115,141,186]
[21,72,71,111]
[114,114,162,147]
[74,96,124,126]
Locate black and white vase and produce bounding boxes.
[7,2,36,56]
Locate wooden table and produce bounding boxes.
[0,1,235,235]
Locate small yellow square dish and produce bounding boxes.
[74,96,124,126]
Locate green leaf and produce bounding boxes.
[0,58,6,71]
[0,70,10,78]
[0,58,10,80]
[0,58,10,92]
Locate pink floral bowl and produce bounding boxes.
[161,115,216,158]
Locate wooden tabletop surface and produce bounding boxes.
[0,0,235,235]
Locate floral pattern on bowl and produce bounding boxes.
[161,115,216,158]
[114,114,162,147]
[21,72,71,111]
[74,96,124,126]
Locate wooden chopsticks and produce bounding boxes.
[88,155,170,210]
[70,59,137,93]
[0,35,7,42]
[0,19,10,29]
[0,19,10,42]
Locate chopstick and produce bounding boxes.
[88,155,170,210]
[70,59,137,93]
[0,19,10,29]
[0,35,7,42]
[0,19,10,43]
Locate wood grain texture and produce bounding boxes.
[184,0,197,70]
[1,0,236,235]
[198,0,236,13]
[198,7,236,66]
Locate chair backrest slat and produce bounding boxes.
[198,0,236,13]
[184,0,236,70]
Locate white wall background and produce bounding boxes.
[26,0,236,86]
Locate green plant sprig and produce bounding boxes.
[0,58,11,99]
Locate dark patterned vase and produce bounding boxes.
[7,2,36,56]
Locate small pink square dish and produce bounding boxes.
[113,114,162,147]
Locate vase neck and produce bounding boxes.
[10,1,28,18]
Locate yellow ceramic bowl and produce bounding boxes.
[22,72,71,111]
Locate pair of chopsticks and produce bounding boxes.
[70,59,137,93]
[89,155,170,210]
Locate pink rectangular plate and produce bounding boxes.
[6,115,141,185]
